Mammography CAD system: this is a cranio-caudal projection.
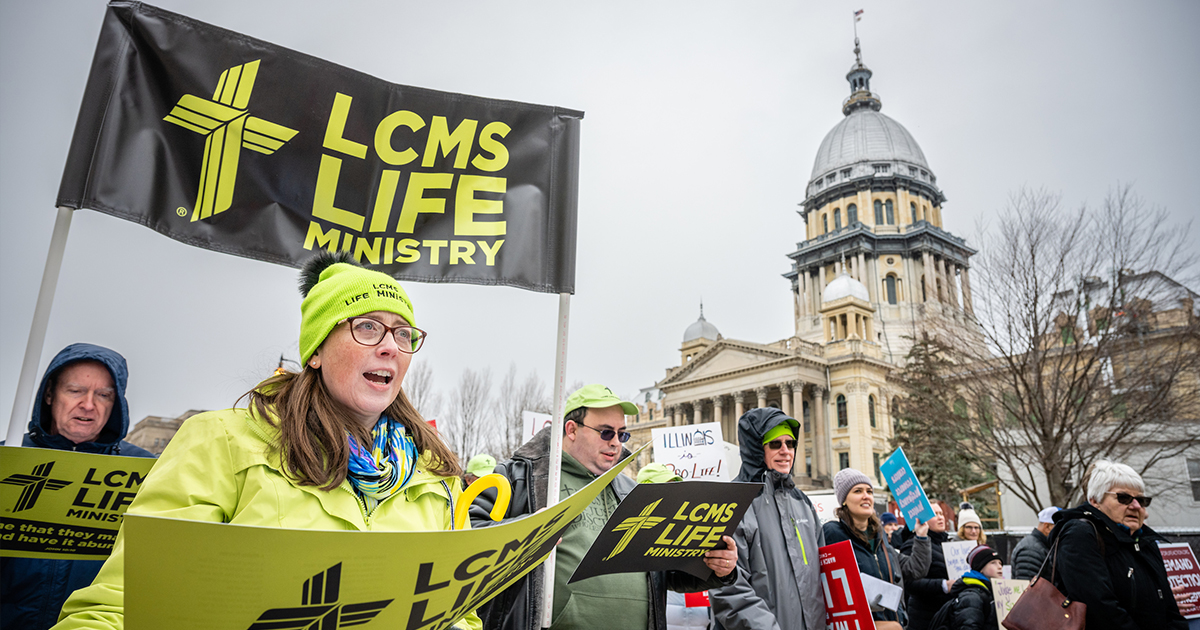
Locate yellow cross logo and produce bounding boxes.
[164,60,298,221]
[604,498,666,561]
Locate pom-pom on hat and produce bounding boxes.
[298,252,416,365]
[835,468,874,506]
[968,545,1001,573]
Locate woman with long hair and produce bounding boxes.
[822,469,930,630]
[56,252,480,630]
[955,507,987,545]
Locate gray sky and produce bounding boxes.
[2,0,1197,436]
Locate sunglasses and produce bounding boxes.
[1105,491,1152,507]
[765,438,798,451]
[576,422,632,443]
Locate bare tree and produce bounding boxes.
[496,363,551,458]
[404,360,441,421]
[919,186,1200,512]
[444,367,496,463]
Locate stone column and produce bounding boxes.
[732,392,745,445]
[691,401,703,425]
[947,262,960,308]
[711,396,724,433]
[818,264,827,305]
[867,255,879,303]
[781,384,793,417]
[923,252,935,302]
[755,386,769,410]
[856,251,867,283]
[791,382,807,454]
[961,266,974,314]
[671,405,681,427]
[813,386,828,480]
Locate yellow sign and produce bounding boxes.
[124,446,644,630]
[0,446,156,560]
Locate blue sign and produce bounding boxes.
[879,447,936,524]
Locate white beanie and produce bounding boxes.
[958,509,982,529]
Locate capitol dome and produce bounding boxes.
[810,109,929,181]
[823,272,870,303]
[683,306,720,343]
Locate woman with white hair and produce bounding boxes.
[1044,460,1186,630]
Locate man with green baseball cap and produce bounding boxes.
[470,384,738,630]
[463,453,497,486]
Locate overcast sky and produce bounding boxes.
[2,1,1197,437]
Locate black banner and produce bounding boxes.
[58,2,582,293]
[569,481,761,582]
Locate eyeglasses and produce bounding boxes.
[576,422,631,443]
[765,438,798,451]
[1105,491,1152,508]
[341,317,427,353]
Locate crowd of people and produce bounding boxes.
[0,252,1193,630]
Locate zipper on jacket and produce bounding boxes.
[793,518,809,564]
[441,480,456,530]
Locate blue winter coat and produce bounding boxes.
[1,343,155,629]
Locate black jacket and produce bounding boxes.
[1009,527,1050,581]
[1,344,155,630]
[902,528,951,630]
[945,573,996,630]
[469,427,726,630]
[1045,503,1187,630]
[823,518,930,624]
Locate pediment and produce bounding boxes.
[659,340,792,387]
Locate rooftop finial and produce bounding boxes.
[843,10,881,116]
[699,300,705,320]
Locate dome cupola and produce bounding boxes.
[682,303,720,343]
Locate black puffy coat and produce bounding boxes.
[823,519,930,624]
[945,573,995,630]
[902,528,952,630]
[1009,527,1050,581]
[1045,503,1187,630]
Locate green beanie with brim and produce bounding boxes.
[762,419,798,444]
[300,262,416,365]
[637,463,683,484]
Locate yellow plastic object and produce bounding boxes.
[455,473,512,531]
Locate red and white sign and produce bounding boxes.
[819,540,875,630]
[1160,542,1200,619]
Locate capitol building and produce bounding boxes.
[627,38,983,491]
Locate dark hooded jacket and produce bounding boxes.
[1,343,154,629]
[710,408,826,630]
[902,527,952,630]
[942,571,996,630]
[468,426,727,630]
[1044,503,1187,630]
[1009,526,1050,581]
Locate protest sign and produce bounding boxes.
[0,446,155,560]
[58,2,582,294]
[879,447,936,524]
[808,492,840,523]
[569,480,760,582]
[651,422,727,480]
[819,540,875,630]
[1160,542,1200,618]
[522,410,552,442]
[942,540,978,581]
[123,444,639,630]
[991,578,1030,628]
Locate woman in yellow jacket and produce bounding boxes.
[55,252,481,630]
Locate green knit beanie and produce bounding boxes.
[299,260,416,365]
[761,420,797,445]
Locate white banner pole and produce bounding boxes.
[540,292,570,628]
[6,206,75,446]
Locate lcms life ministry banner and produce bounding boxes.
[59,2,583,293]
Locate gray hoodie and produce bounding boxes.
[710,408,826,630]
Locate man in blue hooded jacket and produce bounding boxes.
[1,343,154,629]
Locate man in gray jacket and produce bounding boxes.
[710,408,825,630]
[1010,506,1059,580]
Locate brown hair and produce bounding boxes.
[245,368,461,490]
[836,505,884,545]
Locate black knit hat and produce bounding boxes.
[968,545,1001,573]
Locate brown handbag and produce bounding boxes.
[1001,528,1087,630]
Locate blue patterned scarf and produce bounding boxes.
[346,415,418,516]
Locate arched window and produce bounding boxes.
[823,214,828,233]
[910,202,918,222]
[848,203,858,224]
[886,199,895,224]
[874,200,884,224]
[869,395,877,427]
[834,208,842,230]
[836,395,848,428]
[884,275,898,305]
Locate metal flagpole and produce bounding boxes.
[540,292,571,628]
[6,206,75,446]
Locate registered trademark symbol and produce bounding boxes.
[176,207,188,217]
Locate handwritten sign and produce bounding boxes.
[1160,542,1200,619]
[942,540,978,582]
[522,410,552,442]
[651,422,727,480]
[878,447,935,524]
[569,480,760,582]
[991,578,1030,628]
[819,540,875,630]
